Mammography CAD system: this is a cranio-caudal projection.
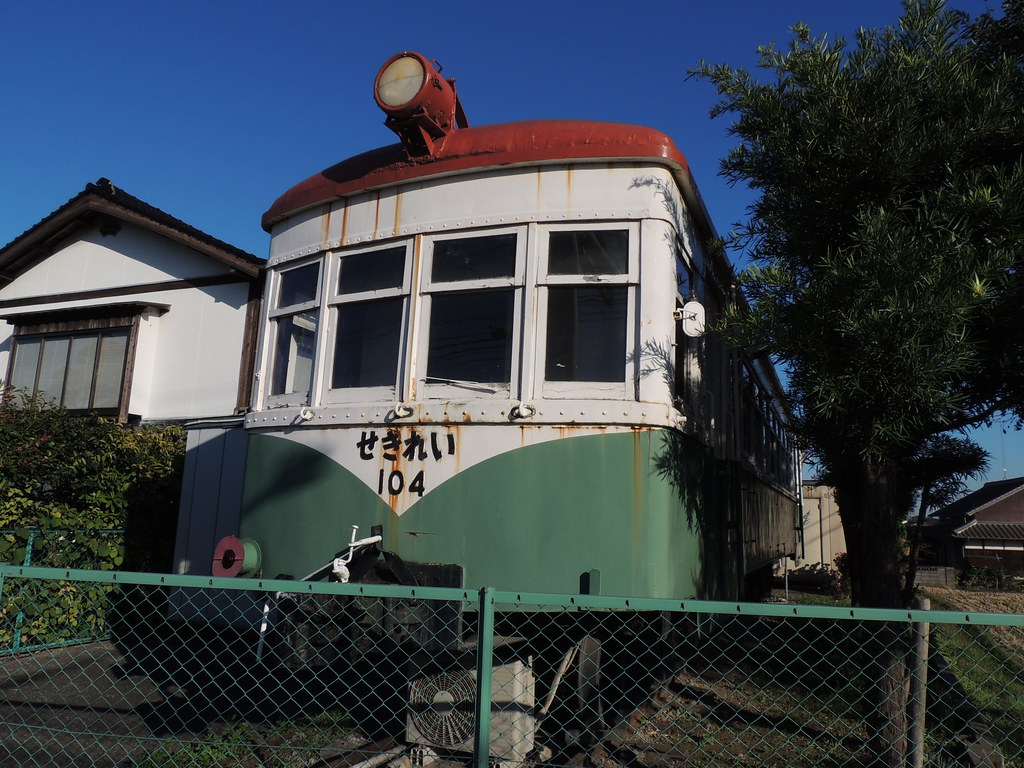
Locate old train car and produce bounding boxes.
[183,51,800,604]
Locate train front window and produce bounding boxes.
[431,234,517,281]
[421,231,523,396]
[539,226,636,396]
[545,286,627,381]
[269,263,320,398]
[548,230,628,275]
[333,299,404,388]
[427,289,514,385]
[328,244,410,396]
[263,224,648,411]
[338,247,405,294]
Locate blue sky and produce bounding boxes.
[1,0,1017,490]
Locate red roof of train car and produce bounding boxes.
[262,119,697,232]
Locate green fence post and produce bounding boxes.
[908,596,931,768]
[0,561,6,654]
[24,528,35,566]
[474,587,495,768]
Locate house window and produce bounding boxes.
[268,262,320,399]
[419,231,522,396]
[11,331,129,410]
[328,244,410,398]
[539,227,636,397]
[2,303,159,421]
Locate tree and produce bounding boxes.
[902,434,988,605]
[692,1,1024,763]
[972,0,1024,63]
[693,0,1024,607]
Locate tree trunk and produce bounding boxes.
[835,463,910,767]
[903,488,932,606]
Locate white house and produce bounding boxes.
[0,179,263,423]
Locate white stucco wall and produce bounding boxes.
[793,484,847,570]
[0,221,257,421]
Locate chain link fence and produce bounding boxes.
[2,563,1023,768]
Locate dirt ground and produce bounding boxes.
[0,640,169,768]
[3,587,1022,768]
[925,586,1024,615]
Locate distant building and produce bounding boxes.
[777,483,847,584]
[923,477,1024,573]
[798,484,846,569]
[0,179,263,423]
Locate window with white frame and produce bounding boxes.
[259,223,644,409]
[539,226,636,397]
[328,244,410,400]
[418,231,523,397]
[268,261,320,399]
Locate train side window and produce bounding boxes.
[538,226,637,397]
[673,252,694,412]
[268,261,321,399]
[420,231,523,397]
[328,245,409,396]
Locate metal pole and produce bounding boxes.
[784,557,789,602]
[474,587,495,768]
[908,596,930,768]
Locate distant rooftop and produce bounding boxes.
[930,476,1024,521]
[953,519,1024,540]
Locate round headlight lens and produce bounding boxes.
[376,55,425,108]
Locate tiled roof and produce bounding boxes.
[0,178,262,283]
[930,476,1024,521]
[953,520,1024,540]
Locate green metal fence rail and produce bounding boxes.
[2,564,1023,768]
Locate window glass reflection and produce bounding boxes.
[37,337,70,402]
[9,339,40,392]
[548,230,628,275]
[271,311,317,395]
[428,290,513,384]
[339,247,405,294]
[94,333,128,408]
[332,298,403,388]
[63,336,99,409]
[432,234,516,282]
[278,263,319,307]
[546,286,627,381]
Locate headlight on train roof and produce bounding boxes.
[375,52,427,109]
[374,51,467,157]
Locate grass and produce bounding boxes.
[922,589,1024,767]
[607,589,1024,768]
[123,588,1024,768]
[129,709,356,768]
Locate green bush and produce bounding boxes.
[0,394,185,572]
[828,552,851,598]
[957,566,1024,592]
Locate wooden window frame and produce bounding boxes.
[3,303,167,423]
